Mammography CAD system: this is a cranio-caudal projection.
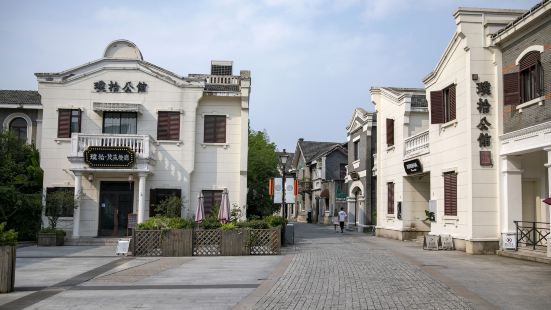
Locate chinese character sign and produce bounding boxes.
[475,81,493,166]
[94,81,147,93]
[84,147,135,168]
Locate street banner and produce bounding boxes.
[274,178,295,204]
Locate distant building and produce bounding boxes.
[292,138,347,224]
[0,90,42,147]
[344,107,377,232]
[34,39,250,238]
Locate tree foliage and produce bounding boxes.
[247,128,278,218]
[0,131,43,240]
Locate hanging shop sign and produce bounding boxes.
[84,146,135,168]
[404,159,422,175]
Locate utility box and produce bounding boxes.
[285,224,295,245]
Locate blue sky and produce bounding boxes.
[0,0,537,151]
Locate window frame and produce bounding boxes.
[353,140,359,161]
[9,117,28,142]
[102,111,138,135]
[149,188,181,217]
[58,109,81,138]
[157,111,181,141]
[387,182,394,215]
[444,172,457,216]
[202,190,223,215]
[203,115,227,143]
[519,61,543,104]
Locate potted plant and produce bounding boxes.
[0,222,17,293]
[38,189,76,246]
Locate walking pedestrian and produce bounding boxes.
[332,213,339,232]
[338,207,347,233]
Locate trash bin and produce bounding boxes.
[307,210,312,223]
[285,223,294,245]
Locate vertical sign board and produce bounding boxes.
[274,178,295,204]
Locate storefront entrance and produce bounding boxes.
[99,182,134,237]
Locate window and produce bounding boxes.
[45,187,75,217]
[58,109,81,138]
[339,164,347,180]
[9,118,27,142]
[204,115,226,143]
[353,140,359,160]
[386,119,394,146]
[325,198,330,212]
[519,51,543,103]
[149,188,181,217]
[157,111,180,140]
[202,190,223,215]
[103,112,137,134]
[387,182,394,214]
[430,84,456,124]
[444,172,457,216]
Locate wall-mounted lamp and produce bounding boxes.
[128,174,134,182]
[87,174,94,182]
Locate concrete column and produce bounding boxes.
[137,173,148,223]
[500,156,522,237]
[544,148,551,257]
[346,197,356,229]
[72,172,82,238]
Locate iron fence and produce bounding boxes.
[514,221,550,250]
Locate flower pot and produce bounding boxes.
[0,245,16,293]
[37,232,65,246]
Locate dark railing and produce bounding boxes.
[514,221,550,250]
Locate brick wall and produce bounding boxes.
[501,20,551,133]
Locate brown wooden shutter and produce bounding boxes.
[519,51,540,71]
[386,119,394,146]
[449,84,456,121]
[503,73,520,106]
[444,172,457,216]
[387,182,394,214]
[157,112,169,140]
[57,109,72,138]
[204,116,216,143]
[430,90,444,124]
[215,116,226,143]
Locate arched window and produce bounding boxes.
[519,51,543,103]
[9,117,28,142]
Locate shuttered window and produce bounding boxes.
[58,109,81,138]
[430,84,455,124]
[519,51,543,103]
[387,182,394,215]
[157,111,180,140]
[149,188,181,217]
[444,172,457,216]
[503,73,520,107]
[204,115,226,143]
[202,190,223,215]
[386,119,394,146]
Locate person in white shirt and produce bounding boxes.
[338,207,347,233]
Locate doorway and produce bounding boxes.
[99,181,134,237]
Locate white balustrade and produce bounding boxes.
[71,134,156,159]
[404,130,429,159]
[206,75,239,85]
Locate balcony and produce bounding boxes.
[70,134,157,160]
[298,179,312,193]
[188,74,241,94]
[404,130,429,160]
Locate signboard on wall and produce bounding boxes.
[84,146,135,168]
[404,159,422,175]
[274,177,295,204]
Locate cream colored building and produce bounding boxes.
[36,40,250,238]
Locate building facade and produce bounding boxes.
[36,40,250,238]
[344,107,377,232]
[371,87,430,240]
[492,1,551,256]
[0,90,42,147]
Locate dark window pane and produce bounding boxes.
[10,117,27,142]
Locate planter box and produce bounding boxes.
[161,229,192,256]
[221,230,249,256]
[0,246,16,293]
[38,233,65,246]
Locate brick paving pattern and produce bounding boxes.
[255,226,473,310]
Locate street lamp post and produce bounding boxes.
[279,149,289,219]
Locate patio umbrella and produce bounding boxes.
[218,189,231,224]
[195,193,205,223]
[544,197,551,205]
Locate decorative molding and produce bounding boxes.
[515,45,544,65]
[516,96,544,112]
[3,112,33,144]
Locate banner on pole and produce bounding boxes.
[274,178,295,204]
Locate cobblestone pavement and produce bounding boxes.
[255,224,474,310]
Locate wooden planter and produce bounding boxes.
[221,230,249,256]
[161,229,192,256]
[37,232,65,246]
[0,246,16,293]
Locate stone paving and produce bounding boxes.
[255,225,473,310]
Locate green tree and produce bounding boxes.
[247,128,278,218]
[0,131,43,240]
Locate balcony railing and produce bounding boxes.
[514,221,549,251]
[298,179,312,192]
[404,130,429,159]
[71,134,156,160]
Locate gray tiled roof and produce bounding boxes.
[0,90,41,105]
[299,140,342,163]
[205,84,240,92]
[492,0,548,38]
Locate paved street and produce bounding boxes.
[2,223,551,310]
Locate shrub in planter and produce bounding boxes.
[221,223,237,231]
[264,215,287,228]
[245,219,270,229]
[39,189,77,245]
[0,222,17,293]
[136,216,194,231]
[201,218,222,230]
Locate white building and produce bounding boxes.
[36,40,250,238]
[370,87,430,240]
